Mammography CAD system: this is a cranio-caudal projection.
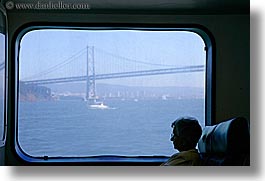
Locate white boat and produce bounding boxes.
[89,102,108,109]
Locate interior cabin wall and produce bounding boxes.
[5,12,249,165]
[212,15,249,123]
[0,145,4,165]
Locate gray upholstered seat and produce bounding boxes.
[198,117,250,166]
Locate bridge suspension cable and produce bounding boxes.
[22,47,87,81]
[0,62,4,71]
[94,47,179,68]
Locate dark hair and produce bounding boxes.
[172,117,202,149]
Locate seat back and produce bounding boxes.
[198,117,250,166]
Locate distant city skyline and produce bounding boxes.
[48,82,204,100]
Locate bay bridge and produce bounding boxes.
[20,46,205,101]
[0,62,4,70]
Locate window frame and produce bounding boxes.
[0,4,7,148]
[12,24,215,164]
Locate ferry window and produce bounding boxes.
[0,32,4,141]
[17,29,207,158]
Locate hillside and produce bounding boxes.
[19,82,52,101]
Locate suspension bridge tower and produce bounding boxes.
[86,46,96,103]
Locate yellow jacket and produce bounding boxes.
[161,149,201,166]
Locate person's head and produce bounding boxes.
[170,117,202,151]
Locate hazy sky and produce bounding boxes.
[19,29,206,87]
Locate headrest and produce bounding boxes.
[198,117,250,154]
